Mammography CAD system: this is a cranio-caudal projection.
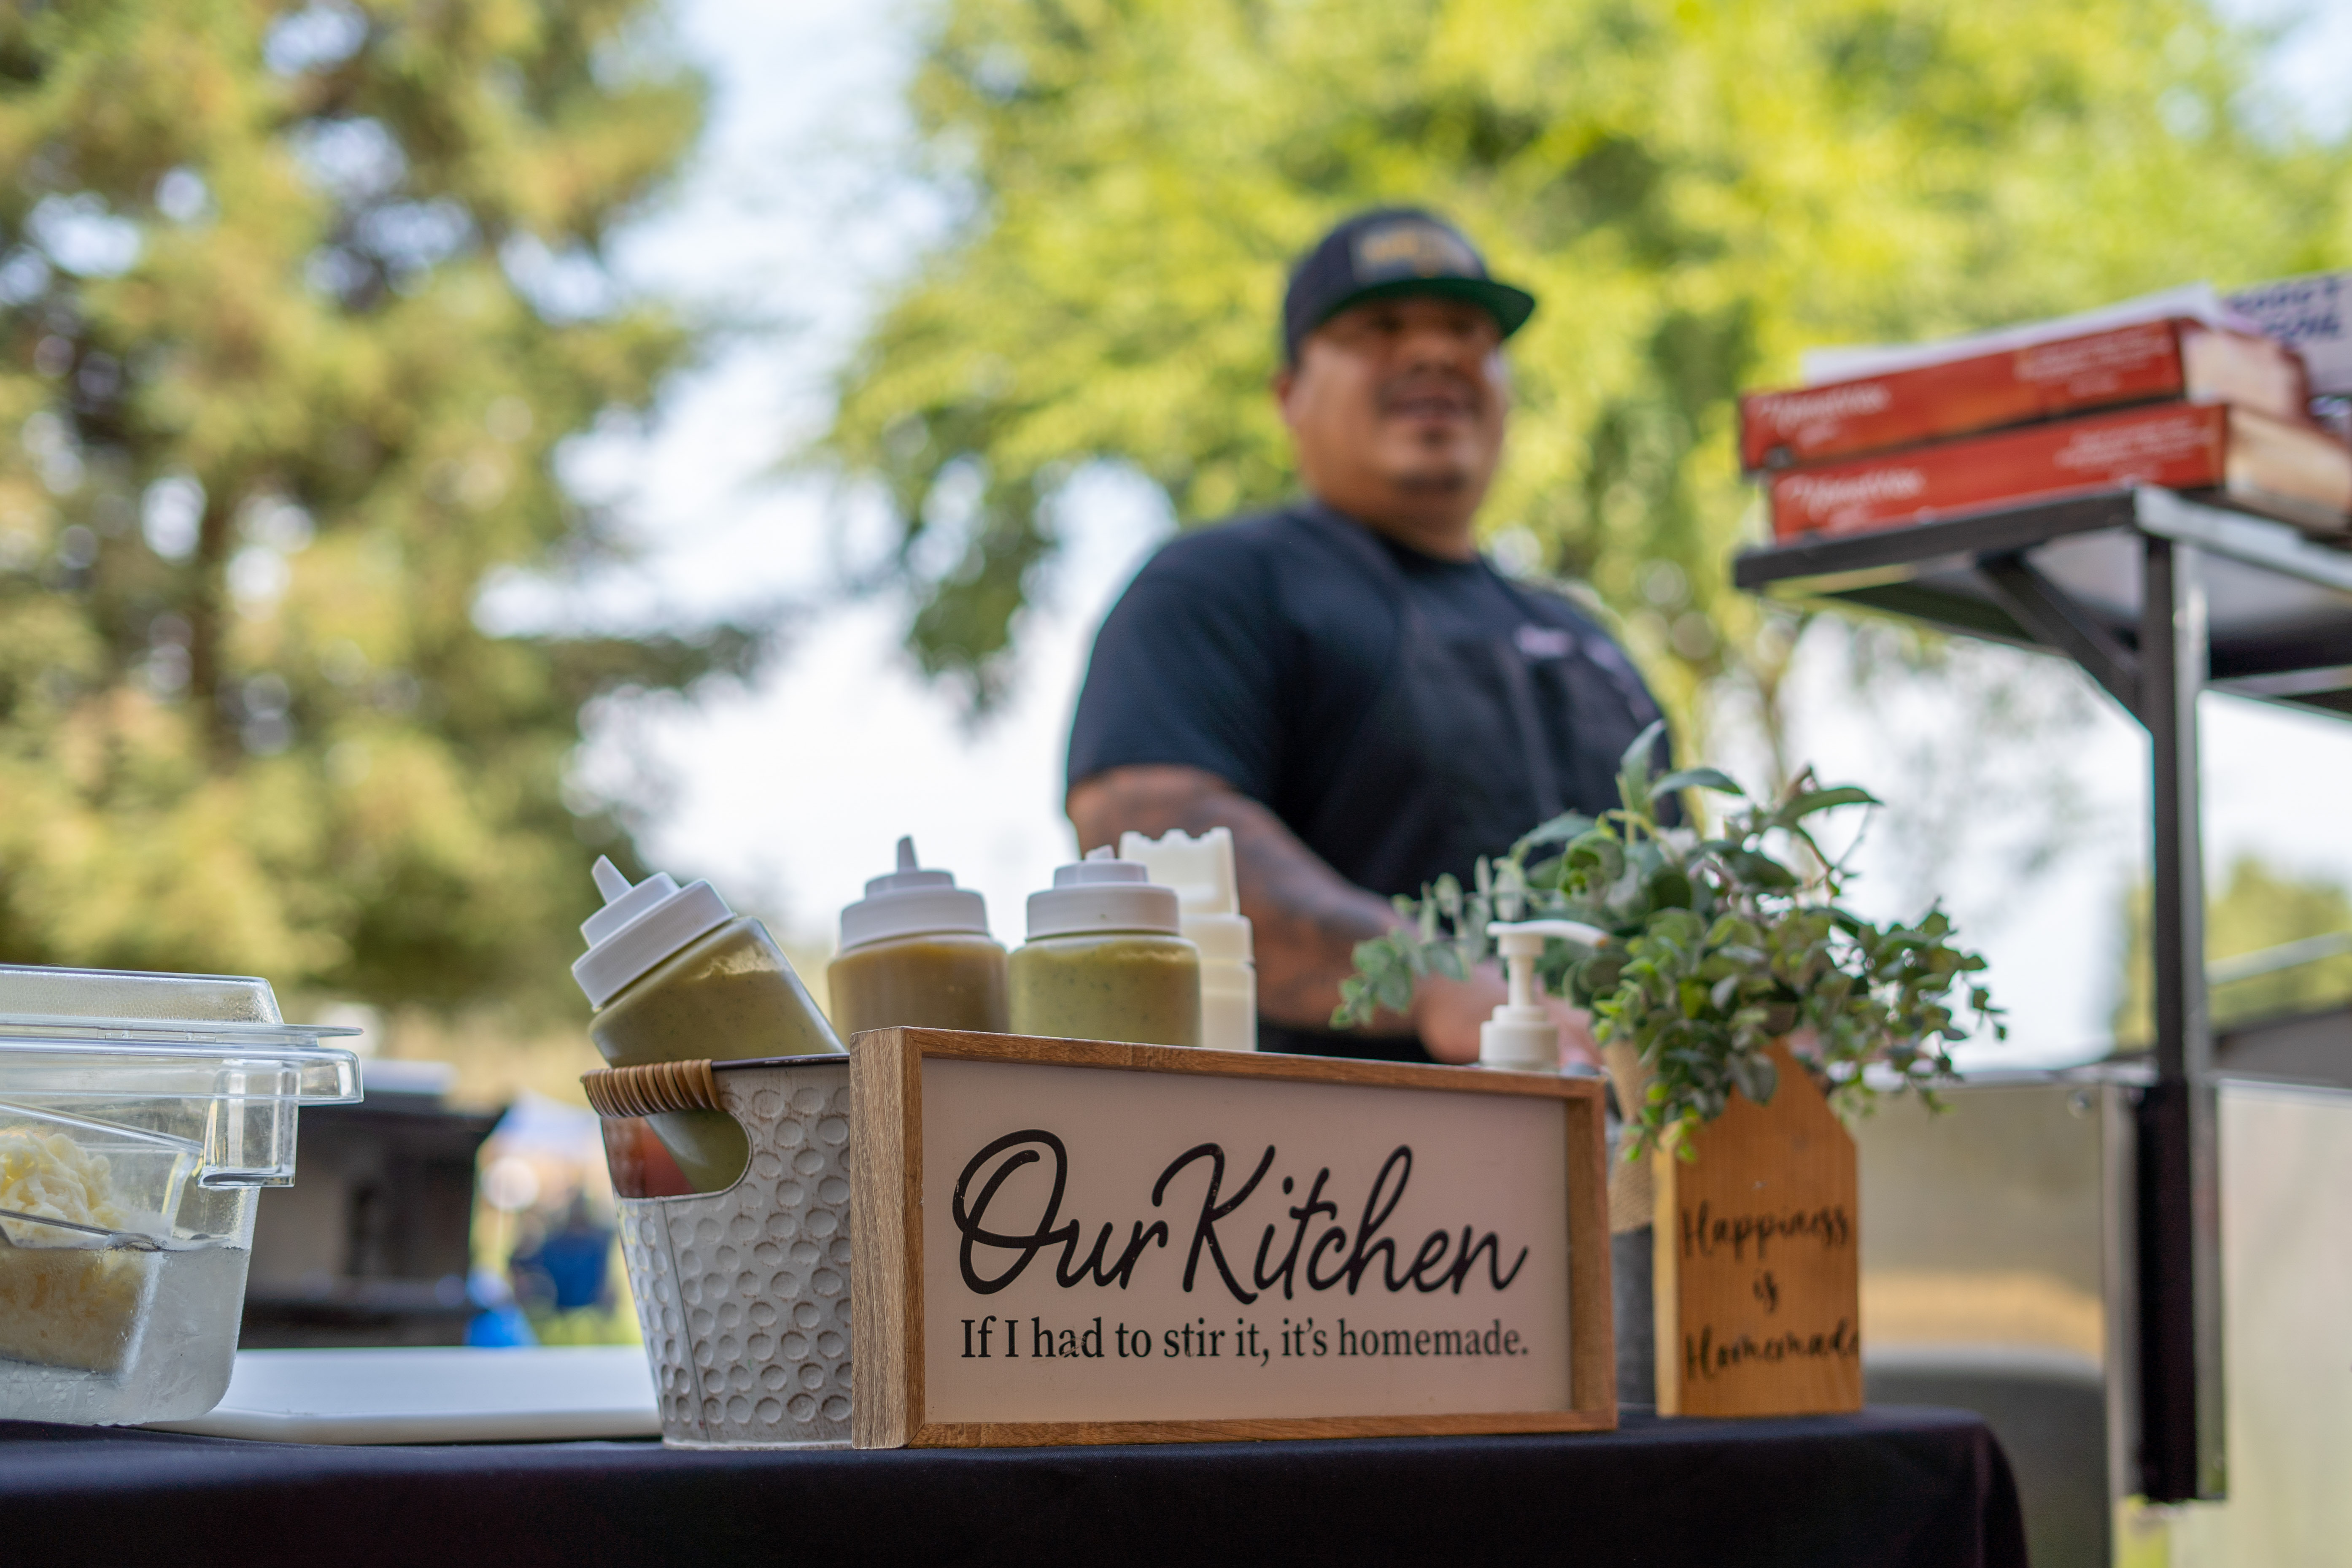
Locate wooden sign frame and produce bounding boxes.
[848,1028,1616,1448]
[1653,1039,1862,1417]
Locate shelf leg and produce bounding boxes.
[2136,534,2226,1502]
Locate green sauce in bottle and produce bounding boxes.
[1009,850,1199,1048]
[573,859,841,1193]
[826,838,1010,1039]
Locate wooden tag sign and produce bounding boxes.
[848,1029,1616,1447]
[1653,1039,1862,1417]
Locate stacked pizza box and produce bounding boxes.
[1746,282,2352,545]
[2228,270,2352,445]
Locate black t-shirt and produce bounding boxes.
[1066,500,1669,1059]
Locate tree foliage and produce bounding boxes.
[2114,855,2352,1044]
[0,1,740,1014]
[823,0,2347,716]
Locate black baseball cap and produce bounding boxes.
[1281,207,1537,363]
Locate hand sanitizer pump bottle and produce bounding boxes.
[1479,919,1610,1072]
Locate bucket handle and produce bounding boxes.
[581,1059,720,1119]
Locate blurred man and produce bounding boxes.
[1065,208,1670,1064]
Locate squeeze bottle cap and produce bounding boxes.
[1478,918,1610,1073]
[1119,826,1252,962]
[1026,847,1181,939]
[839,836,992,950]
[1116,827,1238,915]
[571,856,734,1010]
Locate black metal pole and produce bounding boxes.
[2136,532,2227,1501]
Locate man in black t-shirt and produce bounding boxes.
[1065,208,1670,1065]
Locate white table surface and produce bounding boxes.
[146,1345,660,1444]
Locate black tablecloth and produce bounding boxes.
[0,1406,2024,1568]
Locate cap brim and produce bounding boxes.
[1307,275,1538,344]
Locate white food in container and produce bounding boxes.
[0,965,360,1425]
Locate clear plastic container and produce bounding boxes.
[0,965,359,1425]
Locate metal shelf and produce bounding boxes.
[1732,486,2352,1503]
[1736,488,2352,715]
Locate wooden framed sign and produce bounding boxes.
[1652,1039,1862,1417]
[849,1028,1616,1448]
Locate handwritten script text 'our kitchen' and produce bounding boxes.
[950,1132,1529,1306]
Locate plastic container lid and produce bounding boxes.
[1026,847,1181,939]
[0,965,288,1028]
[0,963,361,1064]
[839,837,992,951]
[572,858,734,1010]
[0,964,361,1197]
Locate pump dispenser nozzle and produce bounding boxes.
[1479,918,1610,1072]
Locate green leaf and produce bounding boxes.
[1718,847,1799,889]
[1515,812,1599,853]
[1778,785,1880,822]
[1616,719,1666,815]
[1618,719,1667,788]
[1728,1052,1779,1106]
[1581,837,1627,883]
[1577,951,1627,994]
[1650,766,1743,801]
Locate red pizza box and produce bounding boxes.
[1740,319,2310,472]
[1767,401,2352,542]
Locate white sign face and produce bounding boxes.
[917,1056,1573,1423]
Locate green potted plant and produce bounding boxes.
[1334,723,2002,1148]
[1334,724,2003,1412]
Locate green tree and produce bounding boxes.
[2113,856,2352,1045]
[821,0,2346,734]
[0,1,748,1015]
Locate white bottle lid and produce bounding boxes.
[1027,847,1181,939]
[571,857,734,1010]
[1118,827,1253,962]
[1117,826,1238,915]
[839,836,991,951]
[1478,918,1610,1073]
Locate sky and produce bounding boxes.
[511,0,2352,1066]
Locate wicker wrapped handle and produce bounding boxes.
[581,1058,722,1119]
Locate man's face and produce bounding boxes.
[1275,294,1509,530]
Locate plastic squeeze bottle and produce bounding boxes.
[1117,826,1256,1051]
[1478,918,1610,1071]
[1009,848,1201,1047]
[572,857,842,1192]
[827,837,1010,1038]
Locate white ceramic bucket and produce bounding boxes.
[589,1055,852,1448]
